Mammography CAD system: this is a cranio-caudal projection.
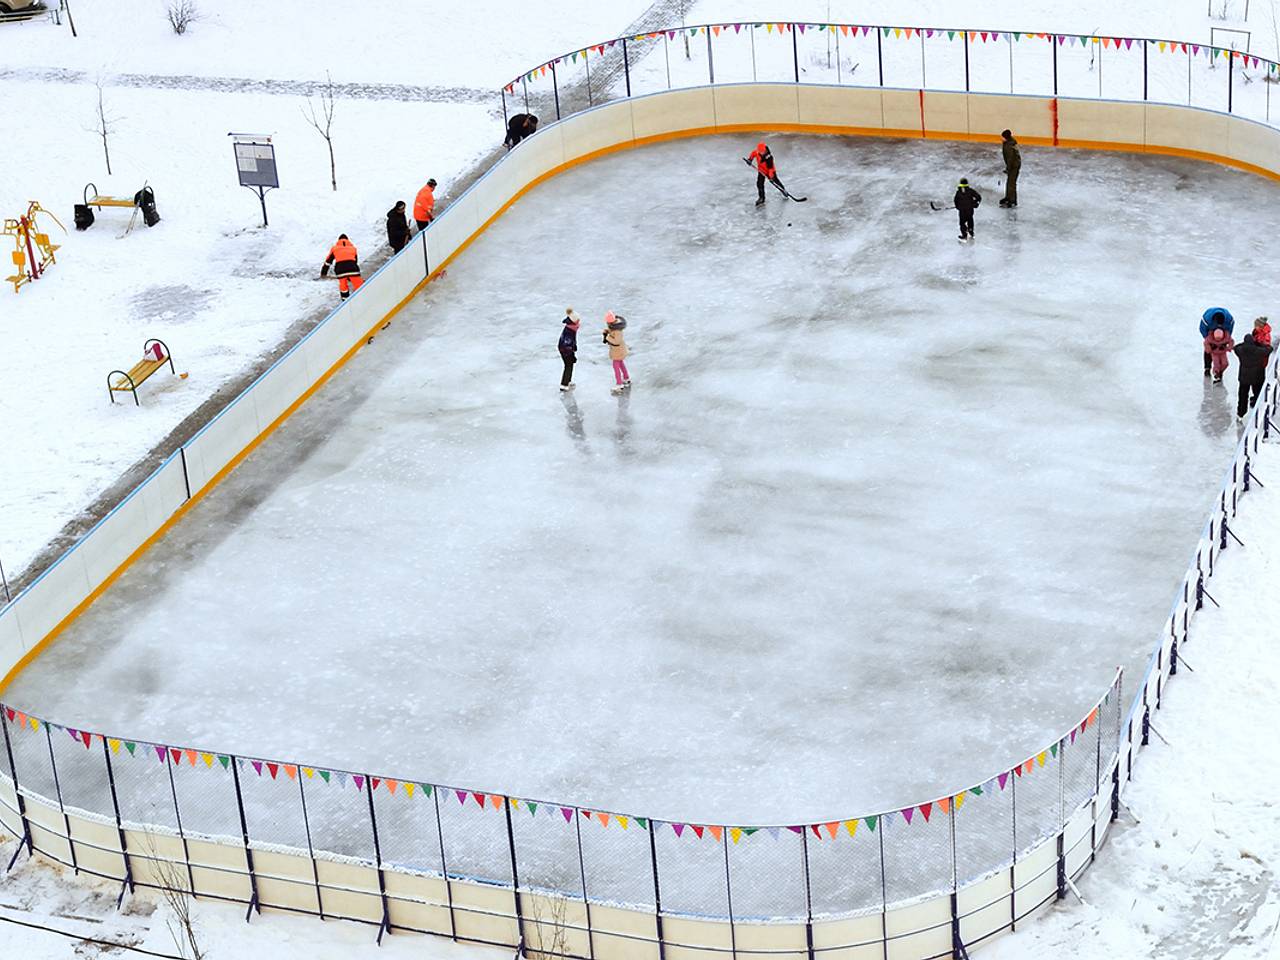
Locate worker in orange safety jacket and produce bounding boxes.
[413,178,438,231]
[320,234,363,300]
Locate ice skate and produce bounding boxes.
[622,379,631,387]
[755,197,765,207]
[1213,374,1223,384]
[998,199,1010,208]
[611,384,626,395]
[560,383,574,392]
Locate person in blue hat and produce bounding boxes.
[1200,308,1235,376]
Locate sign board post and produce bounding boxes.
[229,133,279,228]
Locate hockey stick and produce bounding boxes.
[742,158,808,202]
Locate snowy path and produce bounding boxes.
[0,67,496,105]
[985,439,1280,958]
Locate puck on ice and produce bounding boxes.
[787,222,792,227]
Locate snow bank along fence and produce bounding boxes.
[0,19,1279,959]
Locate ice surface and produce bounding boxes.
[10,133,1278,826]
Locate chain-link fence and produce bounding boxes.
[502,20,1280,131]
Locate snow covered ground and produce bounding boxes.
[0,0,654,584]
[10,133,1276,830]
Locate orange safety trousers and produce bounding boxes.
[338,275,364,298]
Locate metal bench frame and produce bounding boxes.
[108,338,175,406]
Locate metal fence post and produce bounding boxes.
[722,832,737,960]
[1228,49,1234,113]
[164,751,196,897]
[1143,39,1149,100]
[0,711,31,860]
[964,30,971,91]
[1009,773,1018,931]
[877,824,889,959]
[364,776,392,943]
[503,797,524,947]
[586,52,594,104]
[1052,36,1059,96]
[551,60,561,120]
[648,820,666,960]
[43,724,77,874]
[296,776,324,920]
[229,756,261,921]
[707,27,716,84]
[800,830,816,960]
[792,23,800,83]
[0,555,10,604]
[876,27,884,86]
[949,806,963,959]
[100,737,134,905]
[521,77,529,112]
[574,807,595,960]
[432,786,457,940]
[623,39,632,97]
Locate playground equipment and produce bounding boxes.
[78,181,160,236]
[4,201,64,294]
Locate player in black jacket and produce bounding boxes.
[954,178,982,241]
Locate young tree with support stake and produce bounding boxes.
[303,71,339,192]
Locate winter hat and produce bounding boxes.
[564,308,580,326]
[427,178,437,187]
[757,141,767,152]
[958,177,969,186]
[1256,316,1270,327]
[1211,327,1228,343]
[608,313,628,331]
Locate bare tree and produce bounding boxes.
[526,895,570,960]
[679,0,691,60]
[91,77,121,176]
[142,833,205,960]
[303,72,338,191]
[166,0,201,35]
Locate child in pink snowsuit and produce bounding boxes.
[603,311,630,391]
[1204,326,1235,382]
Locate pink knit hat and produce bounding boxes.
[604,310,616,325]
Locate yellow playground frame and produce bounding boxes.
[4,201,65,294]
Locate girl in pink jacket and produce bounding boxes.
[1204,326,1235,383]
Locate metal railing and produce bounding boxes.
[501,21,1280,131]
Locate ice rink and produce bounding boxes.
[11,133,1278,825]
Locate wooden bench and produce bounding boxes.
[108,339,176,405]
[83,182,138,212]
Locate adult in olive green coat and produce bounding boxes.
[1000,129,1021,207]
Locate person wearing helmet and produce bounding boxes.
[954,178,982,241]
[746,141,784,207]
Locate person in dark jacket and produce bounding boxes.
[386,201,411,253]
[999,130,1021,207]
[505,113,539,148]
[1233,333,1273,418]
[558,308,581,391]
[954,178,982,241]
[1200,308,1235,375]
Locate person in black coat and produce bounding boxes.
[954,178,982,241]
[386,201,411,253]
[1233,333,1273,419]
[558,308,581,391]
[504,113,539,149]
